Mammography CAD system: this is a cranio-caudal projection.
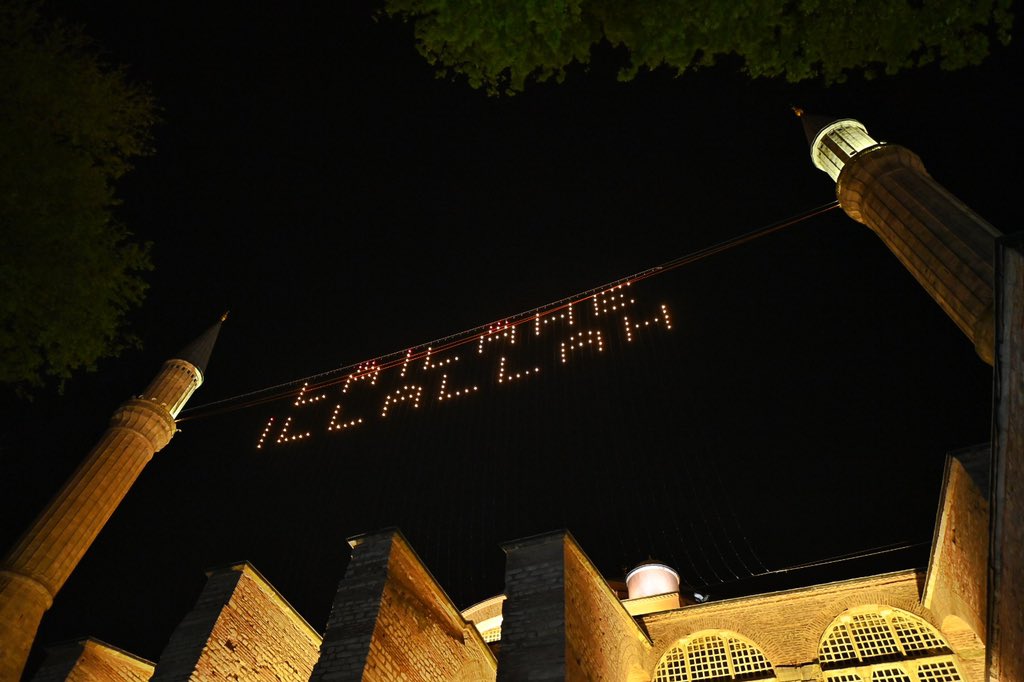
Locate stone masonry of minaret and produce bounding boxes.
[838,145,1000,362]
[801,113,1002,364]
[0,320,222,681]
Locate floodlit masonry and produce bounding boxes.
[798,110,1001,364]
[0,317,224,681]
[25,449,990,680]
[6,114,1023,680]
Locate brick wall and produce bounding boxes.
[310,529,495,681]
[497,531,650,682]
[310,532,392,679]
[150,563,320,681]
[922,448,989,680]
[496,532,567,681]
[564,536,651,681]
[30,638,153,681]
[641,570,931,675]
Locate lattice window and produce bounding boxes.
[480,627,501,643]
[890,615,947,653]
[819,607,964,682]
[821,623,859,664]
[653,647,688,682]
[688,635,731,680]
[915,660,962,681]
[850,612,903,659]
[729,638,774,677]
[653,632,775,682]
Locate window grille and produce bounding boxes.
[653,632,775,682]
[915,660,962,681]
[687,635,731,680]
[821,623,859,664]
[890,615,947,653]
[850,613,903,659]
[818,607,964,682]
[654,647,689,682]
[728,638,774,677]
[480,627,501,643]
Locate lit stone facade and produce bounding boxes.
[30,638,154,681]
[310,530,496,682]
[26,464,991,681]
[922,445,989,679]
[497,532,651,682]
[11,119,1021,680]
[150,563,321,681]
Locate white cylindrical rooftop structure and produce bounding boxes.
[625,562,680,599]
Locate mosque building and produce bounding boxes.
[1,113,1020,681]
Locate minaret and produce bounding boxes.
[0,316,224,681]
[797,109,1001,364]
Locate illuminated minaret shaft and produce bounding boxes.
[0,317,223,681]
[801,112,1001,364]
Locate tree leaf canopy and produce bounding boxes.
[385,0,1013,95]
[0,1,156,391]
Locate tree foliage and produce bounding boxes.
[0,1,156,391]
[384,0,1013,95]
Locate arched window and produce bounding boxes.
[653,631,775,681]
[819,606,965,681]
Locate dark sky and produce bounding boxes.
[3,1,1021,675]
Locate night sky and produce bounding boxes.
[2,1,1021,675]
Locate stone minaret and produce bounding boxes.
[798,110,1002,364]
[0,317,224,680]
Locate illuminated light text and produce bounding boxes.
[257,282,672,448]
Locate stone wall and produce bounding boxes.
[150,563,320,681]
[497,531,650,682]
[922,447,989,680]
[497,532,566,681]
[564,536,651,681]
[310,529,495,681]
[641,570,931,677]
[30,638,153,681]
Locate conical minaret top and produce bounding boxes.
[138,313,226,418]
[795,107,1001,364]
[176,311,227,380]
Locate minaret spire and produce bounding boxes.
[799,109,1001,364]
[173,313,226,388]
[0,317,224,680]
